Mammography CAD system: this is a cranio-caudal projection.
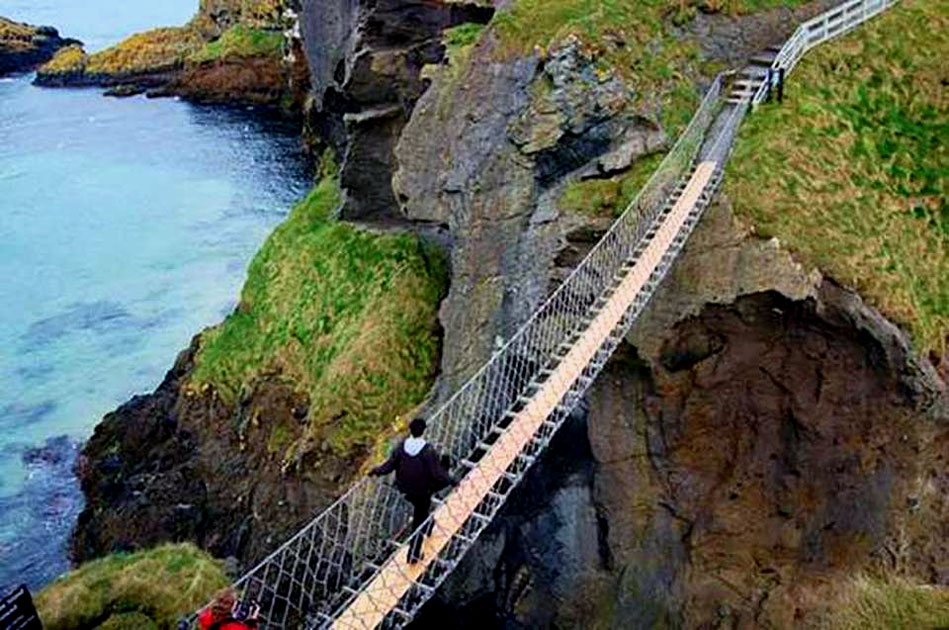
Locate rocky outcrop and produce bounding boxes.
[298,0,495,219]
[34,1,309,114]
[395,34,671,393]
[0,17,80,75]
[72,336,361,567]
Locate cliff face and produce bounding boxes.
[0,17,79,75]
[298,0,494,219]
[71,0,949,626]
[73,337,352,565]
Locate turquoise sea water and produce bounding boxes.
[0,1,311,591]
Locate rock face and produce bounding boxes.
[395,34,669,393]
[298,0,494,219]
[0,17,80,75]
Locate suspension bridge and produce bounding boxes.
[187,0,899,627]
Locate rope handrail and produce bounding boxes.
[186,1,900,627]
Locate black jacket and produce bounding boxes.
[371,440,455,497]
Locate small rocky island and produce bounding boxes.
[33,1,309,111]
[0,16,80,75]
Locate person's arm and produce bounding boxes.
[369,443,400,476]
[426,447,457,489]
[197,610,213,630]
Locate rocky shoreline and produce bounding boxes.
[0,17,80,76]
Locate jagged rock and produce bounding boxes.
[395,31,670,392]
[299,0,495,220]
[71,336,357,568]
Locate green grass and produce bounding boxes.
[444,22,486,54]
[727,0,949,355]
[189,24,284,64]
[35,543,228,630]
[39,45,86,74]
[560,153,665,217]
[190,169,448,461]
[821,575,949,629]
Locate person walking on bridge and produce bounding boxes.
[369,417,456,564]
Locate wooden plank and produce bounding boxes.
[331,161,718,630]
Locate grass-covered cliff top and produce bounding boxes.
[190,169,448,462]
[88,27,205,74]
[36,543,228,630]
[728,0,949,355]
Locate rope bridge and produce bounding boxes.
[186,1,898,627]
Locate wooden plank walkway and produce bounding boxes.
[331,161,718,630]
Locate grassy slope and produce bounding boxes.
[727,0,949,355]
[189,24,283,64]
[190,172,448,460]
[821,576,949,630]
[84,27,206,74]
[36,543,228,630]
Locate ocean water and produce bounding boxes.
[0,0,311,591]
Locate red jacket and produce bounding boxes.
[197,609,257,630]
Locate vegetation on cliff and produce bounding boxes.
[39,23,283,80]
[189,24,283,64]
[190,165,448,462]
[38,44,86,74]
[822,575,949,629]
[559,153,664,217]
[89,27,205,75]
[728,0,949,355]
[0,15,34,41]
[36,0,288,90]
[36,543,228,630]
